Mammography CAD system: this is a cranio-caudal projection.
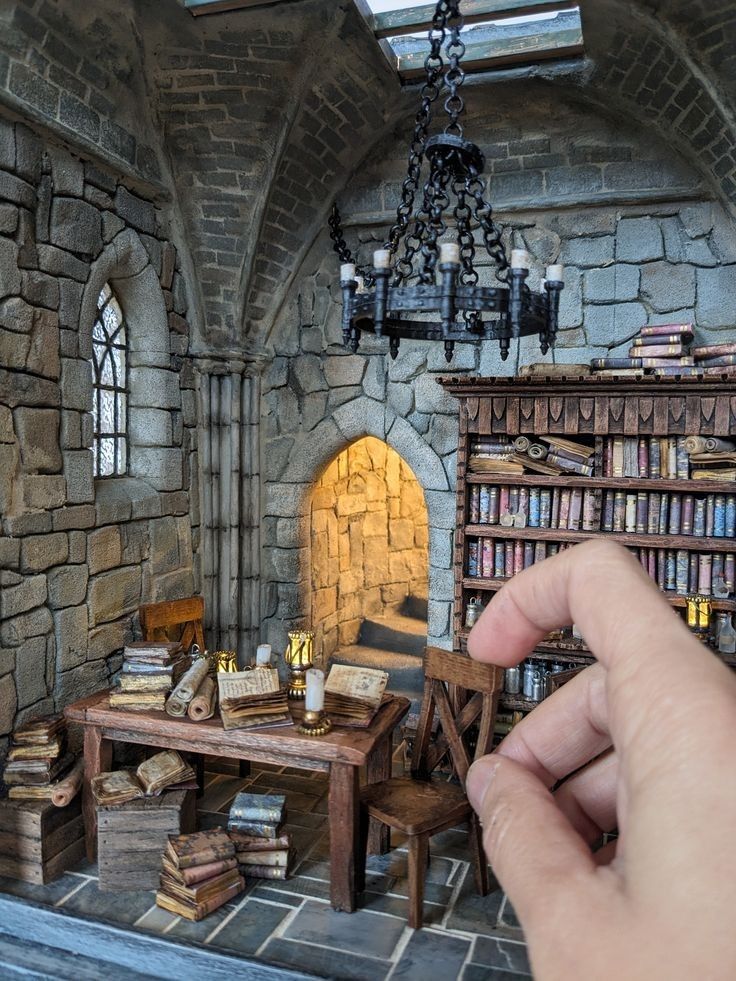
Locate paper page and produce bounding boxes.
[325,664,388,707]
[218,668,280,700]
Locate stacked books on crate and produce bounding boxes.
[157,828,243,920]
[110,642,186,712]
[591,323,696,376]
[228,792,292,880]
[3,715,82,805]
[217,668,290,731]
[91,750,197,806]
[468,435,594,477]
[324,664,389,727]
[692,342,736,377]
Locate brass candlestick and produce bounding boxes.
[297,708,332,737]
[283,630,314,699]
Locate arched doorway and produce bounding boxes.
[310,436,428,677]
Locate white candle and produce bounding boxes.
[305,668,325,712]
[256,643,271,666]
[440,242,460,264]
[373,249,391,269]
[510,249,530,269]
[340,263,356,281]
[546,264,564,281]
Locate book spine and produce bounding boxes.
[693,498,706,537]
[467,540,479,577]
[481,540,493,578]
[675,550,689,594]
[239,864,288,880]
[528,488,540,527]
[698,554,712,594]
[494,542,505,578]
[581,489,597,532]
[558,489,571,529]
[539,490,552,528]
[613,491,626,532]
[504,542,514,578]
[681,495,694,535]
[725,554,735,592]
[714,495,726,537]
[469,485,480,523]
[635,492,648,535]
[676,438,690,479]
[647,493,660,535]
[640,323,693,337]
[668,494,681,535]
[602,490,614,532]
[625,494,636,533]
[513,541,524,576]
[499,486,509,515]
[227,820,281,837]
[689,553,699,593]
[706,494,715,537]
[523,541,534,568]
[638,437,649,477]
[726,496,736,538]
[478,485,489,523]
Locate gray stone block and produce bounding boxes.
[67,530,86,564]
[128,407,173,447]
[0,537,20,569]
[47,564,89,609]
[0,674,16,735]
[60,409,81,449]
[21,270,59,310]
[557,267,583,328]
[1,606,53,646]
[49,197,102,256]
[52,504,95,531]
[54,604,88,670]
[88,565,142,626]
[94,480,132,525]
[291,354,327,394]
[149,516,179,575]
[114,187,156,235]
[616,217,664,262]
[129,447,183,491]
[21,474,66,510]
[323,355,364,388]
[60,358,92,412]
[560,235,614,268]
[102,210,125,243]
[0,236,21,299]
[58,278,83,330]
[0,116,15,171]
[584,265,640,303]
[48,146,84,197]
[0,203,18,235]
[2,574,46,618]
[584,302,648,346]
[0,404,12,442]
[640,261,695,313]
[129,367,180,409]
[0,296,34,333]
[20,532,68,573]
[302,391,327,431]
[0,171,35,209]
[87,619,132,661]
[149,568,195,603]
[63,450,94,504]
[55,660,108,705]
[3,512,53,537]
[37,244,88,282]
[264,482,310,517]
[696,265,736,328]
[88,525,122,575]
[13,407,62,473]
[428,414,459,457]
[15,636,48,710]
[26,308,60,381]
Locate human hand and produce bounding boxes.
[466,540,736,981]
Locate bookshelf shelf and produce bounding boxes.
[443,374,736,722]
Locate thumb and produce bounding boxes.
[467,755,599,933]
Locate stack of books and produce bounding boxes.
[3,715,76,800]
[217,668,290,730]
[110,642,185,712]
[91,750,196,806]
[324,664,389,727]
[591,323,697,376]
[228,792,291,880]
[692,342,736,377]
[156,828,243,920]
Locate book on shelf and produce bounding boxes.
[165,828,235,870]
[538,435,594,460]
[217,668,291,730]
[91,750,196,805]
[692,343,736,359]
[226,820,284,838]
[704,365,736,377]
[324,664,389,726]
[118,673,181,693]
[161,855,238,886]
[627,344,687,359]
[651,366,703,377]
[697,354,736,368]
[229,792,286,826]
[155,878,244,921]
[593,368,646,377]
[591,358,643,370]
[468,456,525,475]
[632,334,693,347]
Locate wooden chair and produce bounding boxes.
[358,646,503,929]
[139,597,205,653]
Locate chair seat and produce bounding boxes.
[361,776,471,836]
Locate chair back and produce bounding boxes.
[139,596,205,653]
[410,646,503,789]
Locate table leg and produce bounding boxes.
[329,762,359,912]
[365,733,390,856]
[83,726,112,862]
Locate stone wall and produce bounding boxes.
[0,111,198,744]
[311,436,428,660]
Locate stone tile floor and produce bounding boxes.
[0,747,531,981]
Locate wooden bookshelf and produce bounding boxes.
[441,375,736,716]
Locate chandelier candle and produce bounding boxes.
[328,0,564,362]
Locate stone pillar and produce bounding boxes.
[196,359,261,664]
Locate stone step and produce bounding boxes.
[330,644,425,703]
[358,611,426,656]
[398,594,428,620]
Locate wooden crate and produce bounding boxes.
[97,789,196,892]
[0,794,85,885]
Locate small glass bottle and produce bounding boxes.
[718,614,736,655]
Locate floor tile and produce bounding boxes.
[0,871,86,906]
[207,897,292,955]
[444,867,505,937]
[251,885,304,907]
[499,896,522,930]
[462,966,529,981]
[473,936,531,975]
[263,937,392,981]
[163,891,248,944]
[358,890,445,926]
[257,874,332,902]
[391,928,470,980]
[252,771,326,795]
[198,774,247,812]
[133,903,179,933]
[284,899,405,960]
[60,879,160,926]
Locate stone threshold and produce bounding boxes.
[0,892,313,981]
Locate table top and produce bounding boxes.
[65,689,411,767]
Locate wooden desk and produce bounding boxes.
[64,691,410,912]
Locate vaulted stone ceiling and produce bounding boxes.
[130,0,736,351]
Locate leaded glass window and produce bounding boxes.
[91,284,127,477]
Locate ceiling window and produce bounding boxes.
[356,1,583,80]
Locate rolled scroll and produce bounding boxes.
[51,759,84,808]
[684,436,708,454]
[527,443,548,460]
[514,436,530,453]
[166,658,210,717]
[188,676,216,722]
[705,437,736,453]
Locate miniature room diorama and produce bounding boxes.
[0,0,734,977]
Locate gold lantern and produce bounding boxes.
[283,630,314,699]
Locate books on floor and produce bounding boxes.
[157,828,243,920]
[110,642,185,712]
[217,668,291,731]
[227,793,292,880]
[324,664,389,727]
[91,750,196,806]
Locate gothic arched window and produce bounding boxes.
[91,283,128,477]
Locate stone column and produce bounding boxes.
[196,358,261,664]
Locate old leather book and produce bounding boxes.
[159,866,241,904]
[161,855,238,886]
[155,877,244,921]
[165,828,235,869]
[227,831,290,852]
[228,792,285,825]
[238,849,289,868]
[4,752,75,786]
[91,750,195,805]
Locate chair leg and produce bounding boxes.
[407,834,428,930]
[469,813,490,896]
[356,805,371,895]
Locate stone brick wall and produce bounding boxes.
[311,437,428,660]
[0,111,198,745]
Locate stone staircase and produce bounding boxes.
[329,596,427,716]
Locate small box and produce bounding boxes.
[97,789,196,892]
[0,794,85,885]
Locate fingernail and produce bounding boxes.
[467,756,500,812]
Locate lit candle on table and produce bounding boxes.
[256,643,271,666]
[305,668,325,712]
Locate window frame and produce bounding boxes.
[91,283,129,479]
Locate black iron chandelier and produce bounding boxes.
[329,0,564,362]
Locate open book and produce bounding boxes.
[91,750,196,806]
[324,664,389,727]
[217,668,290,730]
